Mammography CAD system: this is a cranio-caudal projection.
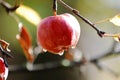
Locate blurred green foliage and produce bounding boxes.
[0,0,120,80]
[0,0,119,64]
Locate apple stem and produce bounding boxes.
[57,0,106,37]
[53,0,57,16]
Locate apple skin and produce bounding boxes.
[0,58,5,74]
[37,13,80,55]
[0,57,8,80]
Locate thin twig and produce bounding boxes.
[0,0,19,13]
[94,18,110,24]
[57,0,106,37]
[0,0,20,23]
[57,0,120,39]
[9,59,83,72]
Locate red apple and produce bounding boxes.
[0,57,8,80]
[37,13,80,55]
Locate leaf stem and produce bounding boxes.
[94,18,111,24]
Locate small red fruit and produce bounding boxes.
[37,13,80,55]
[0,57,8,80]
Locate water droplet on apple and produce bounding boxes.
[58,51,64,56]
[42,48,47,52]
[71,46,75,49]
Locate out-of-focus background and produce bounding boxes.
[0,0,120,80]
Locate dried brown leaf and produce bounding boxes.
[0,40,12,58]
[16,23,34,62]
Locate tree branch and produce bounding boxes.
[0,0,19,13]
[58,0,115,37]
[0,0,20,23]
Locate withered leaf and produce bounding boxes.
[114,36,120,42]
[16,23,34,63]
[0,40,12,58]
[110,14,120,26]
[16,5,41,26]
